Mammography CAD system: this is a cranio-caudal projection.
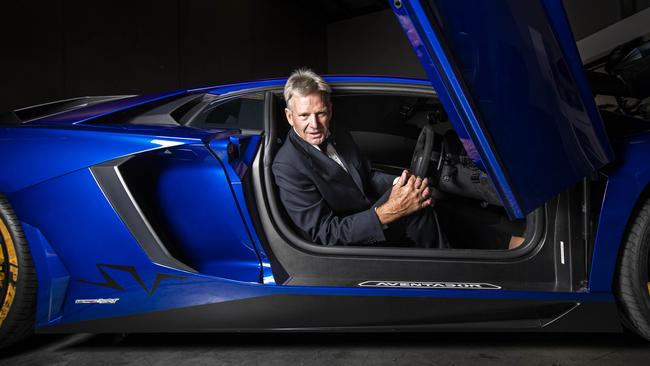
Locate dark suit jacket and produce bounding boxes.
[272,128,396,246]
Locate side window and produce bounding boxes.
[333,94,439,169]
[187,92,265,131]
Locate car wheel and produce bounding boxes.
[615,196,650,340]
[0,195,36,349]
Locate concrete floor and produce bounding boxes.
[2,332,649,366]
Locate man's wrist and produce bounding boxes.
[374,206,388,229]
[375,204,394,226]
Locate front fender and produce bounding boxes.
[590,131,650,292]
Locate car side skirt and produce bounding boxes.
[37,293,621,334]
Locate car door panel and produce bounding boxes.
[391,0,614,218]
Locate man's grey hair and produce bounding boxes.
[284,68,331,109]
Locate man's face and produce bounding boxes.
[285,92,332,146]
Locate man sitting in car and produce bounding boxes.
[272,68,445,248]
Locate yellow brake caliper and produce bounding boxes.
[0,241,4,284]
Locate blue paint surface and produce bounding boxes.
[150,142,261,282]
[0,30,635,331]
[393,0,613,218]
[589,131,650,292]
[21,222,70,324]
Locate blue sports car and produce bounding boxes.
[2,0,650,348]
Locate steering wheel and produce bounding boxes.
[410,124,435,178]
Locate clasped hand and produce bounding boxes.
[375,170,433,225]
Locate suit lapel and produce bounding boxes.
[288,129,365,194]
[331,130,365,193]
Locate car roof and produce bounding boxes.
[26,76,431,127]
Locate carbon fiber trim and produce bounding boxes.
[90,157,196,273]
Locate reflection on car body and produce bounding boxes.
[1,0,650,349]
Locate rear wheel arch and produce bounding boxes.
[0,194,37,349]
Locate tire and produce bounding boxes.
[0,195,36,349]
[615,196,650,340]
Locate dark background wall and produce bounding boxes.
[0,1,330,112]
[327,9,425,78]
[1,0,648,112]
[563,0,650,39]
